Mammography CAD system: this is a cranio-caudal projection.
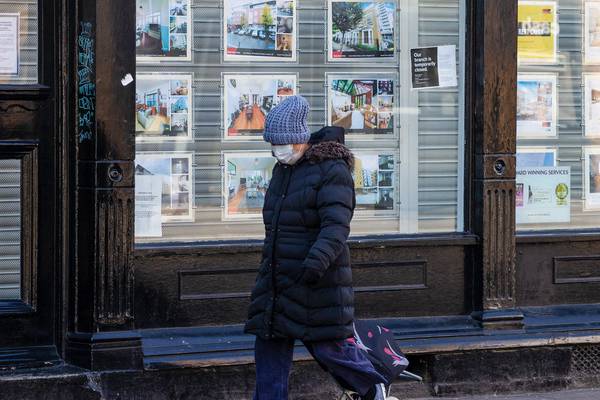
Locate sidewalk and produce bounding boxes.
[414,388,600,399]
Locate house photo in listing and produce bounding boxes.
[135,75,192,140]
[353,152,396,211]
[224,74,297,139]
[328,76,395,136]
[329,0,395,60]
[224,153,276,218]
[136,0,191,60]
[224,0,296,61]
[516,74,556,138]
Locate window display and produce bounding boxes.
[136,74,192,141]
[134,152,194,231]
[409,45,458,89]
[516,74,557,138]
[136,0,192,61]
[224,0,297,61]
[516,147,570,224]
[327,0,396,61]
[353,152,397,212]
[584,74,600,137]
[584,146,600,210]
[585,1,600,64]
[516,0,600,230]
[134,0,465,242]
[517,1,557,64]
[327,74,396,137]
[223,74,297,139]
[223,152,276,218]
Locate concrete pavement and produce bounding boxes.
[412,388,600,399]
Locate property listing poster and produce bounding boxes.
[136,0,191,61]
[135,74,192,141]
[516,166,570,224]
[223,152,276,219]
[134,152,194,224]
[328,0,396,61]
[517,147,557,169]
[328,75,395,136]
[223,74,297,140]
[135,175,163,237]
[224,0,296,61]
[585,74,600,136]
[352,152,396,212]
[517,1,557,64]
[517,74,557,138]
[584,147,600,209]
[585,1,600,64]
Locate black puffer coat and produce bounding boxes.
[243,127,356,342]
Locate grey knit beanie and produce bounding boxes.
[263,95,311,145]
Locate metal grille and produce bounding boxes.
[0,1,38,84]
[0,159,21,300]
[571,344,600,376]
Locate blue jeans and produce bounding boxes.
[252,335,388,400]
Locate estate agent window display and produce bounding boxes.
[133,0,466,243]
[515,0,600,230]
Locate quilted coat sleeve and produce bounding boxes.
[301,160,355,281]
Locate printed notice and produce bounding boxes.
[0,14,19,75]
[135,175,163,237]
[517,1,557,64]
[410,45,457,90]
[516,166,570,224]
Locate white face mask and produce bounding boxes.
[272,144,303,165]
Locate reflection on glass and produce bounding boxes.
[134,0,465,242]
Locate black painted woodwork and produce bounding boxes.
[64,0,140,370]
[0,1,61,366]
[466,0,523,328]
[3,0,600,389]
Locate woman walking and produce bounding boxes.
[244,95,388,400]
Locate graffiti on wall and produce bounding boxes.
[78,21,95,142]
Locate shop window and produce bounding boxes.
[516,0,600,230]
[0,144,38,311]
[0,1,38,84]
[0,159,21,300]
[134,0,466,243]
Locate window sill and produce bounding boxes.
[134,232,479,258]
[0,301,35,316]
[0,84,51,100]
[517,229,600,244]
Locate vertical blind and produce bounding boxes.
[0,159,21,300]
[135,0,465,241]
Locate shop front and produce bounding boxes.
[2,0,600,397]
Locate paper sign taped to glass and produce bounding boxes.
[516,166,571,224]
[0,13,19,75]
[410,45,457,90]
[517,1,557,64]
[135,174,163,237]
